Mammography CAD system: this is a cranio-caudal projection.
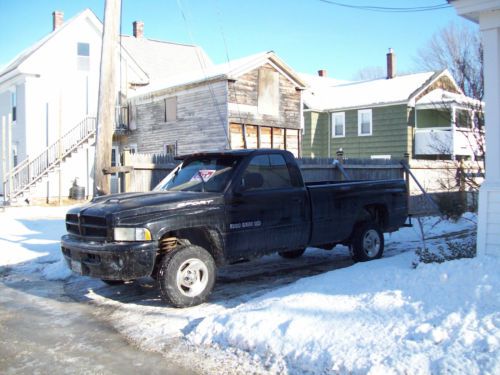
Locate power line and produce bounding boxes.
[175,0,231,146]
[318,0,450,13]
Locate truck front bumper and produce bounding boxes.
[61,235,158,280]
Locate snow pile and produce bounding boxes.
[0,205,71,279]
[189,252,499,374]
[0,206,497,374]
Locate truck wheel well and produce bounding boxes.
[356,204,388,230]
[158,228,225,266]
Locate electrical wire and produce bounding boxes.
[318,0,450,13]
[213,0,251,148]
[175,0,231,146]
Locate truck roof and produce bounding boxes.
[176,148,291,160]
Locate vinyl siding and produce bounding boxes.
[302,111,329,157]
[305,104,412,159]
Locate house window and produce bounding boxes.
[11,89,16,122]
[165,97,177,122]
[77,42,90,71]
[164,143,177,155]
[331,112,345,138]
[358,109,372,136]
[258,68,279,116]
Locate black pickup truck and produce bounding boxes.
[61,149,408,307]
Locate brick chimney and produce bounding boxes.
[52,11,64,31]
[133,21,144,38]
[386,48,396,79]
[318,69,327,77]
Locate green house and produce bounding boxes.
[302,69,482,161]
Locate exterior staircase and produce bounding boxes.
[2,116,96,204]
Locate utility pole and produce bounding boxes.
[94,0,121,196]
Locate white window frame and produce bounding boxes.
[331,112,345,138]
[358,109,372,136]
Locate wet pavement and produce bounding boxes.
[0,269,195,375]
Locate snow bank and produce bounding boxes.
[1,206,497,374]
[189,252,499,374]
[0,205,72,277]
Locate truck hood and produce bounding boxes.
[69,191,222,224]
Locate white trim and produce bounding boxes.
[331,112,345,138]
[321,100,408,113]
[358,109,372,136]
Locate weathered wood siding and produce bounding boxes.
[127,80,229,155]
[228,64,301,129]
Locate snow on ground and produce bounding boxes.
[0,206,498,374]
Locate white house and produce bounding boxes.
[450,0,500,257]
[0,10,105,201]
[0,9,212,203]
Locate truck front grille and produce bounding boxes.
[66,213,108,238]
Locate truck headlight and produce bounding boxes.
[114,227,152,241]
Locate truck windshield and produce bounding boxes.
[154,156,241,193]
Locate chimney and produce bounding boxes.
[133,21,144,38]
[52,11,64,31]
[386,48,396,79]
[318,69,327,77]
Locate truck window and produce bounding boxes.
[155,156,241,192]
[243,154,293,190]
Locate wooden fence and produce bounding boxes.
[117,151,481,215]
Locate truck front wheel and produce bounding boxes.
[157,245,216,308]
[350,222,384,262]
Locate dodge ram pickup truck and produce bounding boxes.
[61,149,408,307]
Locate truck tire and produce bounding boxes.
[350,222,384,262]
[279,248,306,259]
[157,245,216,308]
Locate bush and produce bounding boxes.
[413,238,476,267]
[435,192,468,221]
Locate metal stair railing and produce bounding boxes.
[3,116,97,202]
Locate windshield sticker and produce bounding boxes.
[190,169,216,182]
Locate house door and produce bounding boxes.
[110,146,120,194]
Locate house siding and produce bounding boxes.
[302,111,329,157]
[335,105,410,159]
[127,80,229,155]
[304,105,411,159]
[228,64,301,130]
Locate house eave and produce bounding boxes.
[309,100,409,113]
[129,74,228,102]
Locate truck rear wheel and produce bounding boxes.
[157,245,216,308]
[279,248,306,259]
[351,222,384,262]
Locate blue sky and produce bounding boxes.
[0,0,474,80]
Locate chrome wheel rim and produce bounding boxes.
[363,229,381,257]
[176,258,209,297]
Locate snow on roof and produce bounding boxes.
[130,51,306,98]
[416,88,482,108]
[304,71,439,111]
[0,9,99,81]
[120,35,214,87]
[299,72,350,88]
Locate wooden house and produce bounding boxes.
[125,51,307,157]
